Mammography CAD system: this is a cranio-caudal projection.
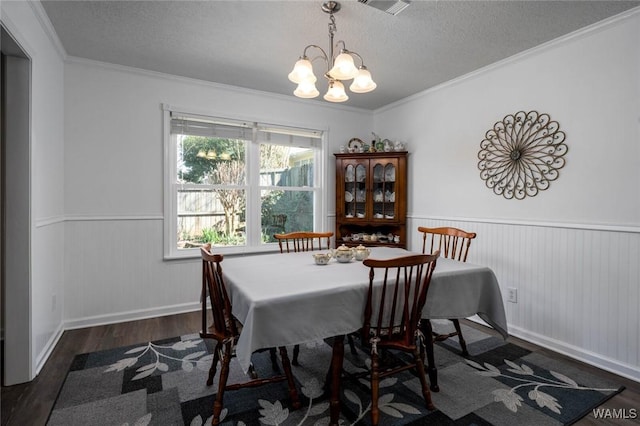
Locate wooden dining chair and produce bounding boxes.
[200,244,300,425]
[273,231,334,365]
[418,226,477,355]
[274,231,333,253]
[359,252,440,425]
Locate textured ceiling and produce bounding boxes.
[40,0,639,110]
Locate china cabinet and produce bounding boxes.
[334,151,407,248]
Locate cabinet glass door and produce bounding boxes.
[372,160,397,220]
[354,163,367,218]
[343,162,367,219]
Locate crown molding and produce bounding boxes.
[28,0,67,60]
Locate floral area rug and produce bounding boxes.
[47,321,624,425]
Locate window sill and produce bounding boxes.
[164,244,281,260]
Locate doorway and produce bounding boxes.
[1,24,32,386]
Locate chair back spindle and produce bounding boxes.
[201,248,237,341]
[362,253,439,349]
[418,226,476,262]
[418,226,476,357]
[359,252,440,425]
[199,244,300,424]
[274,231,333,253]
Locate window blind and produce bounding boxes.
[170,112,323,148]
[257,125,323,149]
[171,113,252,140]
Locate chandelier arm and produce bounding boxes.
[302,44,329,65]
[345,50,365,68]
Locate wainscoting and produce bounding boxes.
[58,215,640,383]
[64,217,201,329]
[407,216,640,382]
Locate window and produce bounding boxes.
[163,106,327,258]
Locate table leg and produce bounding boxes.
[329,335,345,426]
[422,320,439,392]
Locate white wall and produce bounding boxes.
[62,59,371,328]
[6,0,639,386]
[1,0,66,381]
[374,10,640,381]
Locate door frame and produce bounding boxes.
[1,22,33,386]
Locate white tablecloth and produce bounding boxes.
[222,247,507,373]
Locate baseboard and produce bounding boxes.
[29,304,200,382]
[63,302,200,330]
[35,322,64,376]
[492,321,640,384]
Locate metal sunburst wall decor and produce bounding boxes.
[477,110,568,200]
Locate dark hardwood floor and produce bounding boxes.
[2,312,638,425]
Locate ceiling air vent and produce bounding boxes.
[358,0,411,16]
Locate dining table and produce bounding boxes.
[221,246,508,425]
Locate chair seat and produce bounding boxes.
[201,321,242,342]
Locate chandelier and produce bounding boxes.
[288,1,377,103]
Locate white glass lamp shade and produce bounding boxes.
[349,67,377,93]
[288,58,317,84]
[323,80,348,103]
[294,80,320,98]
[328,53,358,80]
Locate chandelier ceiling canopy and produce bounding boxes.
[288,1,377,103]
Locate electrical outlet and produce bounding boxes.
[507,287,517,303]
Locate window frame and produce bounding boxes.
[162,104,329,259]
